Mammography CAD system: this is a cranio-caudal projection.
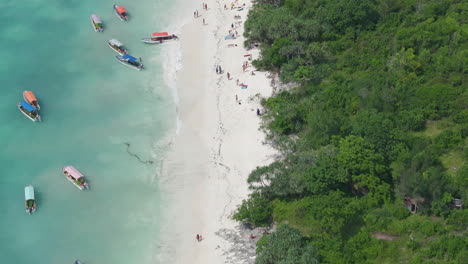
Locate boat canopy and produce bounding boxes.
[109,39,123,47]
[123,54,138,62]
[19,101,36,112]
[116,6,127,14]
[91,14,102,23]
[64,166,84,180]
[23,91,37,102]
[25,185,35,200]
[152,32,169,37]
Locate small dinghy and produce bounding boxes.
[113,4,128,21]
[23,91,40,110]
[25,185,36,215]
[116,54,144,70]
[107,39,128,55]
[90,14,103,32]
[18,101,41,122]
[75,260,83,264]
[63,166,89,190]
[141,32,178,44]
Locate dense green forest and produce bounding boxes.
[234,0,468,263]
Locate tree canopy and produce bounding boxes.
[235,0,468,263]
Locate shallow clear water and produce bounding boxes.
[0,0,178,263]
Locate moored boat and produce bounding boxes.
[116,54,144,70]
[107,39,128,55]
[18,101,41,122]
[23,91,40,110]
[63,166,89,190]
[90,14,104,32]
[25,185,36,215]
[75,260,83,264]
[113,5,128,21]
[141,32,178,44]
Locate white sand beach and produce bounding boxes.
[158,0,276,263]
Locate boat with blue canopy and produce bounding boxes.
[25,185,36,214]
[116,54,144,70]
[90,14,104,32]
[18,101,41,122]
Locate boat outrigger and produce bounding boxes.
[113,5,128,21]
[116,54,144,70]
[142,32,178,44]
[107,39,128,55]
[63,166,89,190]
[23,91,40,110]
[18,101,41,122]
[25,185,36,215]
[90,14,104,32]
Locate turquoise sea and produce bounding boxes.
[0,0,183,263]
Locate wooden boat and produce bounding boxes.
[113,5,128,21]
[142,32,178,44]
[18,101,41,122]
[25,185,36,214]
[90,14,104,32]
[116,54,144,70]
[23,91,40,110]
[63,166,89,190]
[107,39,128,55]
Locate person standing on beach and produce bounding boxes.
[203,18,205,25]
[227,72,230,80]
[196,234,200,241]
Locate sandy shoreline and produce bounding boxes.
[158,1,276,263]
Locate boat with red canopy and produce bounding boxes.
[23,91,40,110]
[113,4,128,21]
[142,32,178,44]
[63,166,89,190]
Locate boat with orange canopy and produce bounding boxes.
[23,91,40,110]
[141,32,178,44]
[113,4,128,21]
